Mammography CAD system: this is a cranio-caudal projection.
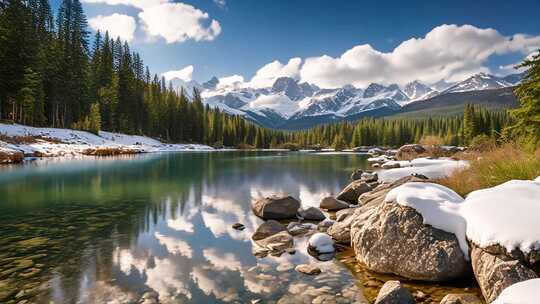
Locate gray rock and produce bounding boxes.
[336,180,372,204]
[298,207,326,221]
[396,144,426,160]
[352,201,469,281]
[374,280,415,304]
[320,196,349,211]
[254,231,294,252]
[252,220,286,241]
[440,293,482,304]
[232,223,245,230]
[252,195,300,219]
[295,264,322,275]
[317,219,335,232]
[287,222,316,236]
[361,172,378,183]
[350,169,364,181]
[470,243,538,302]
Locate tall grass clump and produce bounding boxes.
[438,144,540,196]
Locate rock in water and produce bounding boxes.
[252,220,286,241]
[295,264,322,275]
[352,201,469,281]
[252,195,300,219]
[440,293,482,304]
[298,207,326,221]
[254,231,294,253]
[320,196,349,211]
[375,281,415,304]
[232,223,245,230]
[336,180,372,204]
[287,222,316,236]
[308,233,335,254]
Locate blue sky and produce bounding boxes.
[52,0,540,87]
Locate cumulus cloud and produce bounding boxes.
[162,65,194,81]
[217,75,245,89]
[249,57,302,88]
[83,0,221,43]
[299,24,540,88]
[139,2,221,43]
[89,13,136,42]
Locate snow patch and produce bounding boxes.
[493,278,540,304]
[461,178,540,253]
[379,157,468,182]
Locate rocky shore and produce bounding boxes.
[247,144,540,303]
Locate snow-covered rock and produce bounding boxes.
[352,182,470,281]
[308,233,335,254]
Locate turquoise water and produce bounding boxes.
[0,151,370,303]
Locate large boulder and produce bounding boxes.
[252,195,300,219]
[470,243,538,302]
[352,200,469,281]
[374,281,415,304]
[319,196,349,211]
[439,294,482,304]
[327,214,355,244]
[252,220,287,241]
[396,144,426,160]
[336,180,372,204]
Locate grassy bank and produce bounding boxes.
[438,144,540,196]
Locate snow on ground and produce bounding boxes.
[461,179,540,253]
[384,177,540,258]
[385,182,469,256]
[493,278,540,304]
[0,123,213,158]
[378,157,469,182]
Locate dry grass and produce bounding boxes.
[82,147,140,156]
[0,133,64,144]
[438,144,540,196]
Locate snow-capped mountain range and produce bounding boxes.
[170,72,524,129]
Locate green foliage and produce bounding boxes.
[509,50,540,148]
[469,134,497,152]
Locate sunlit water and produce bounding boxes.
[0,151,372,304]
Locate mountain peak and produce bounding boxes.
[203,76,219,90]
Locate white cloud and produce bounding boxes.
[299,24,540,88]
[81,0,164,9]
[162,65,194,81]
[139,2,221,43]
[88,13,136,42]
[249,57,302,88]
[217,75,244,89]
[83,0,221,43]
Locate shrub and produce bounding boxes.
[438,143,540,196]
[469,135,497,152]
[236,143,255,150]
